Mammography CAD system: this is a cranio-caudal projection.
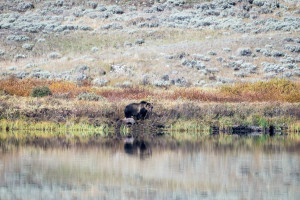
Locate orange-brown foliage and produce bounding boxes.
[49,81,92,97]
[0,77,47,96]
[1,78,299,103]
[163,88,240,102]
[95,87,153,101]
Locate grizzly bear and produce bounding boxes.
[124,101,153,120]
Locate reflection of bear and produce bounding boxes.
[124,101,153,120]
[124,137,152,159]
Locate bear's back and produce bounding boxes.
[124,103,141,118]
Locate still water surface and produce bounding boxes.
[0,135,299,200]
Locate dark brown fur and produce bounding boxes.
[124,101,153,120]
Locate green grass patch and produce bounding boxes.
[0,119,109,135]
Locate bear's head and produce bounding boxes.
[145,102,153,112]
[140,101,153,112]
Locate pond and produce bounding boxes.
[0,134,300,200]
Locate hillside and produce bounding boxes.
[0,0,299,87]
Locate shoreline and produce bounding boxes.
[0,99,300,136]
[1,79,300,138]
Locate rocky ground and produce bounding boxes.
[0,0,299,87]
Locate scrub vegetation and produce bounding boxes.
[1,77,300,102]
[0,78,299,137]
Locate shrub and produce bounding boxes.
[31,86,52,97]
[237,48,253,56]
[77,92,104,101]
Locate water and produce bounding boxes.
[0,135,300,200]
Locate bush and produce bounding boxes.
[31,86,52,97]
[77,92,104,101]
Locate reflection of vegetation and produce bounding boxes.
[171,134,300,152]
[1,134,300,200]
[1,126,300,151]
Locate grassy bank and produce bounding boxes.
[0,78,300,137]
[0,97,299,133]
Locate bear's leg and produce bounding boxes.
[139,108,148,120]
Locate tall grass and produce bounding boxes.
[49,81,92,97]
[164,88,240,102]
[220,79,300,103]
[0,78,300,103]
[95,87,153,101]
[0,77,46,96]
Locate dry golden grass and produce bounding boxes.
[49,81,92,97]
[94,87,153,101]
[0,78,299,103]
[163,88,239,102]
[220,79,300,103]
[0,77,46,96]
